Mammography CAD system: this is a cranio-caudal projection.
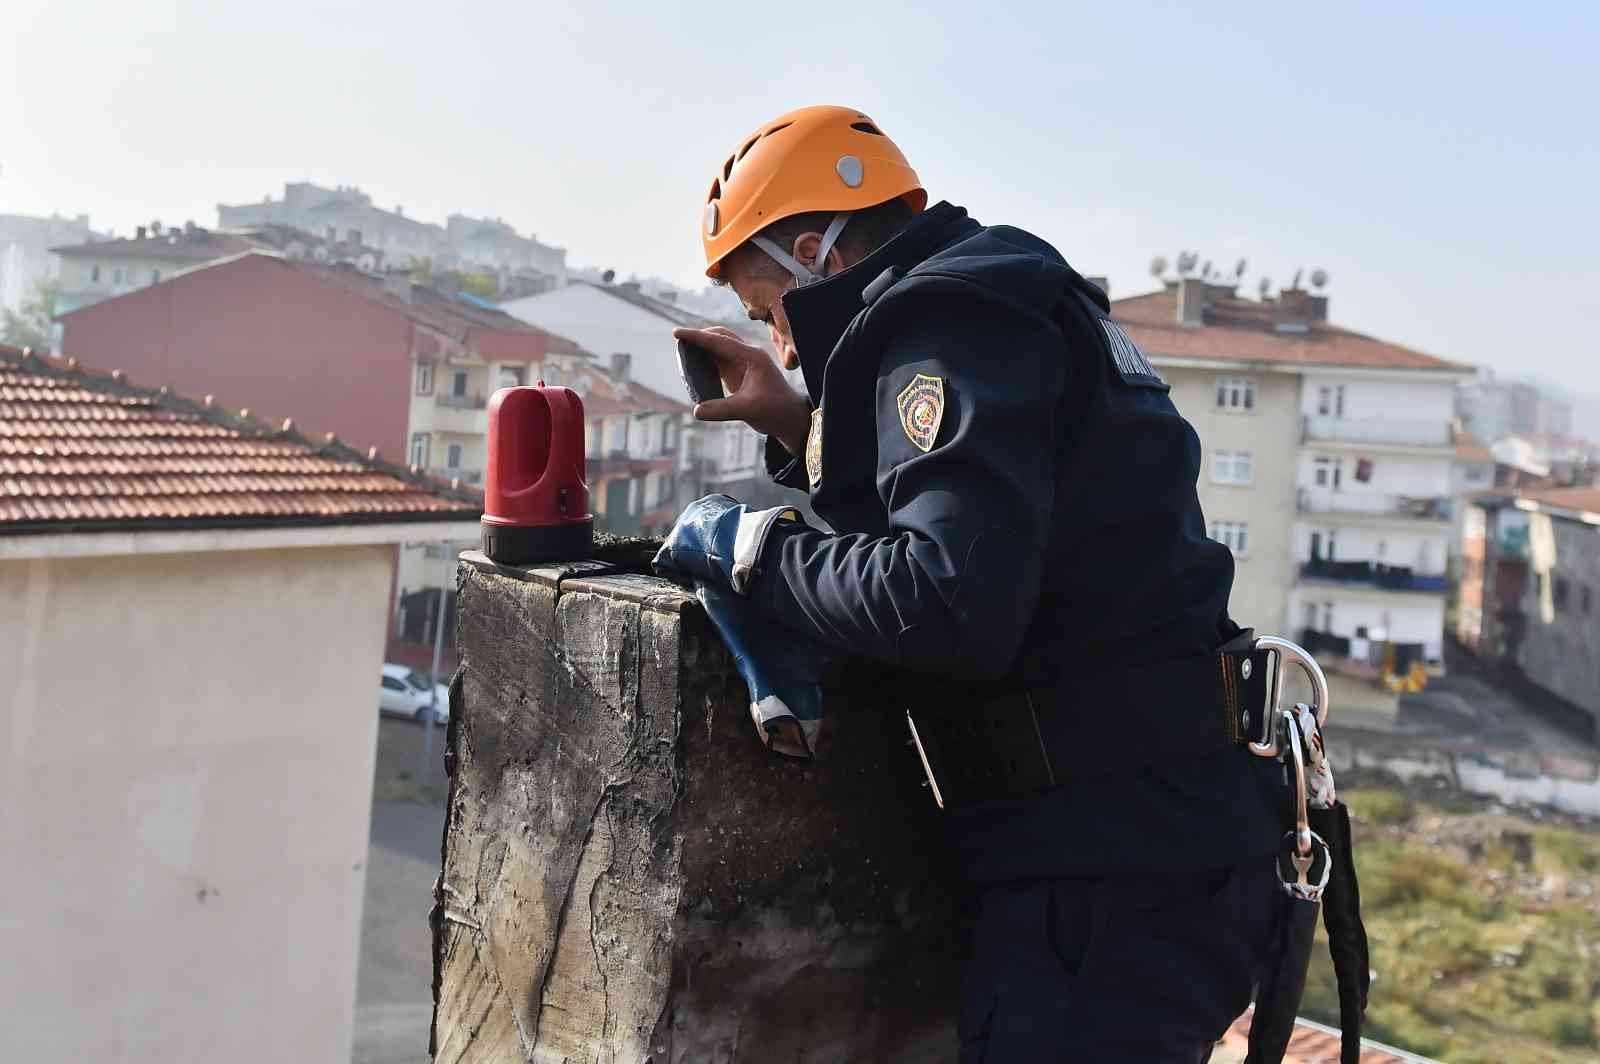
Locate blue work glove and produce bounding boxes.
[653,493,805,595]
[698,583,829,758]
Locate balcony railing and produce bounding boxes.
[1296,488,1452,521]
[428,467,483,486]
[1299,559,1450,592]
[435,393,487,410]
[1302,415,1450,447]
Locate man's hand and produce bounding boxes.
[672,326,811,456]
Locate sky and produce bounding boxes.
[4,0,1598,403]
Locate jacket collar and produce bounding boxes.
[781,201,980,402]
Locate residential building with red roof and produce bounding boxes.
[1112,275,1475,677]
[53,250,588,648]
[0,342,478,1063]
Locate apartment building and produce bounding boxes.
[501,279,797,512]
[1115,277,1475,665]
[1460,489,1600,739]
[0,212,96,319]
[217,183,568,284]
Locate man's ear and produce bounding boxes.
[790,232,848,278]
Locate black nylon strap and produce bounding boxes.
[909,636,1271,808]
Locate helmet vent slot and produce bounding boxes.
[722,155,735,181]
[765,122,793,137]
[850,121,883,135]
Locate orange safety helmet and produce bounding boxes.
[701,105,927,280]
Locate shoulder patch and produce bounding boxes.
[896,373,945,453]
[805,408,823,489]
[1098,319,1166,388]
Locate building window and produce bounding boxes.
[1554,577,1569,613]
[1215,377,1255,412]
[1211,450,1254,486]
[1210,520,1249,556]
[416,361,434,395]
[452,370,468,398]
[151,268,161,284]
[1317,386,1332,416]
[1313,456,1343,489]
[91,264,101,283]
[113,267,125,285]
[409,433,430,467]
[1336,385,1346,417]
[446,443,463,469]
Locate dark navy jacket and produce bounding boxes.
[750,202,1280,880]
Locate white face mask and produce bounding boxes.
[749,212,852,287]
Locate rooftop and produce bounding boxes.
[1113,286,1473,373]
[1452,425,1493,463]
[56,251,586,353]
[574,280,769,346]
[576,365,691,418]
[0,343,480,534]
[51,227,260,262]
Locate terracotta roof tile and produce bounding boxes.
[1219,1011,1434,1063]
[1113,288,1473,373]
[1515,487,1600,516]
[0,343,479,533]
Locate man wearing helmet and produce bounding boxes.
[655,106,1286,1062]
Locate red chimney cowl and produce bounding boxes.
[481,383,593,564]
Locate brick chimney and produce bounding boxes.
[135,226,147,240]
[610,352,632,383]
[1176,278,1206,327]
[1274,289,1312,334]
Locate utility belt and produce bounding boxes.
[906,632,1371,1064]
[904,630,1289,810]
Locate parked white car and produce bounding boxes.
[379,663,449,723]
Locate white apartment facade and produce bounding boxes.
[0,212,95,320]
[500,280,795,513]
[1117,278,1475,665]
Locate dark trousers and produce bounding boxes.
[958,856,1284,1063]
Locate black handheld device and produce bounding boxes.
[675,338,725,405]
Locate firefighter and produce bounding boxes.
[655,105,1289,1062]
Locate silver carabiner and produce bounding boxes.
[1283,712,1313,857]
[1248,636,1331,759]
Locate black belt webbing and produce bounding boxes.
[908,632,1272,808]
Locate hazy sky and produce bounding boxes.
[4,1,1596,395]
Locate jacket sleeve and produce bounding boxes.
[764,433,811,492]
[749,280,1067,678]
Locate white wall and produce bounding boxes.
[1296,451,1453,498]
[1299,372,1457,426]
[0,544,393,1063]
[1288,588,1445,659]
[1295,522,1450,573]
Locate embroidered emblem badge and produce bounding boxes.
[805,407,824,489]
[896,373,945,453]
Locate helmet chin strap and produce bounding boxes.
[750,212,851,287]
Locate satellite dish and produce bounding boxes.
[1202,260,1214,280]
[602,269,616,284]
[1149,256,1167,278]
[1258,277,1271,299]
[1234,258,1247,279]
[1310,268,1329,290]
[1291,268,1303,290]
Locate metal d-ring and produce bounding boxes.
[1247,636,1331,758]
